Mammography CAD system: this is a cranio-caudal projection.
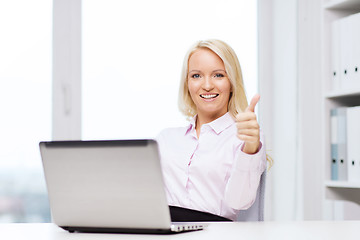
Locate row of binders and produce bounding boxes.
[331,12,360,91]
[331,106,360,182]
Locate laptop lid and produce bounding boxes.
[39,139,173,232]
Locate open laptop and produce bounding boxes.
[39,139,205,234]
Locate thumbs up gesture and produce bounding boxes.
[236,94,260,154]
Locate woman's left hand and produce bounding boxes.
[235,94,260,154]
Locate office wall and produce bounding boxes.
[297,0,322,220]
[258,0,275,220]
[259,0,300,221]
[259,0,323,220]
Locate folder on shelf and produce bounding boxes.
[331,19,341,91]
[346,106,360,182]
[353,13,360,84]
[330,108,338,180]
[338,13,360,90]
[339,16,353,90]
[337,107,348,181]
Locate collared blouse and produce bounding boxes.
[156,112,266,221]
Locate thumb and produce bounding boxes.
[246,94,260,112]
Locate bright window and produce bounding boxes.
[0,1,52,222]
[82,0,258,140]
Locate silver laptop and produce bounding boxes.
[39,139,205,234]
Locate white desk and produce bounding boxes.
[0,221,359,240]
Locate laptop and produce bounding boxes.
[39,139,205,234]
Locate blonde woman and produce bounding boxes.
[156,39,266,221]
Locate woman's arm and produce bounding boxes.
[224,133,266,210]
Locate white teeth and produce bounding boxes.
[200,94,218,99]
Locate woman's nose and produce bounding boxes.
[202,76,214,91]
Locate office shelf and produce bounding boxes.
[324,0,360,10]
[325,180,360,189]
[325,90,360,99]
[325,181,360,205]
[321,0,360,206]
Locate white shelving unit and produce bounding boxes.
[325,181,360,189]
[322,0,360,206]
[324,0,360,9]
[325,89,360,99]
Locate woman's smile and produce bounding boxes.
[200,93,219,101]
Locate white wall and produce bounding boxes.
[259,0,300,220]
[258,0,275,220]
[297,0,323,220]
[272,0,300,220]
[259,0,323,220]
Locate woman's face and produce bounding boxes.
[187,48,231,120]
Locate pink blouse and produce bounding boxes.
[156,112,266,221]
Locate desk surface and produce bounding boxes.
[1,221,359,240]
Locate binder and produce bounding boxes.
[352,13,360,85]
[339,16,353,90]
[331,20,341,91]
[346,106,360,182]
[337,107,347,181]
[330,109,338,180]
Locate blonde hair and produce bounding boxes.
[178,39,248,118]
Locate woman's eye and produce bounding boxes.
[214,73,224,78]
[192,74,201,78]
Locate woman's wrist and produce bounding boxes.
[242,141,260,155]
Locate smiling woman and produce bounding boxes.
[156,39,266,222]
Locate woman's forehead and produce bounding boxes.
[188,48,225,70]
